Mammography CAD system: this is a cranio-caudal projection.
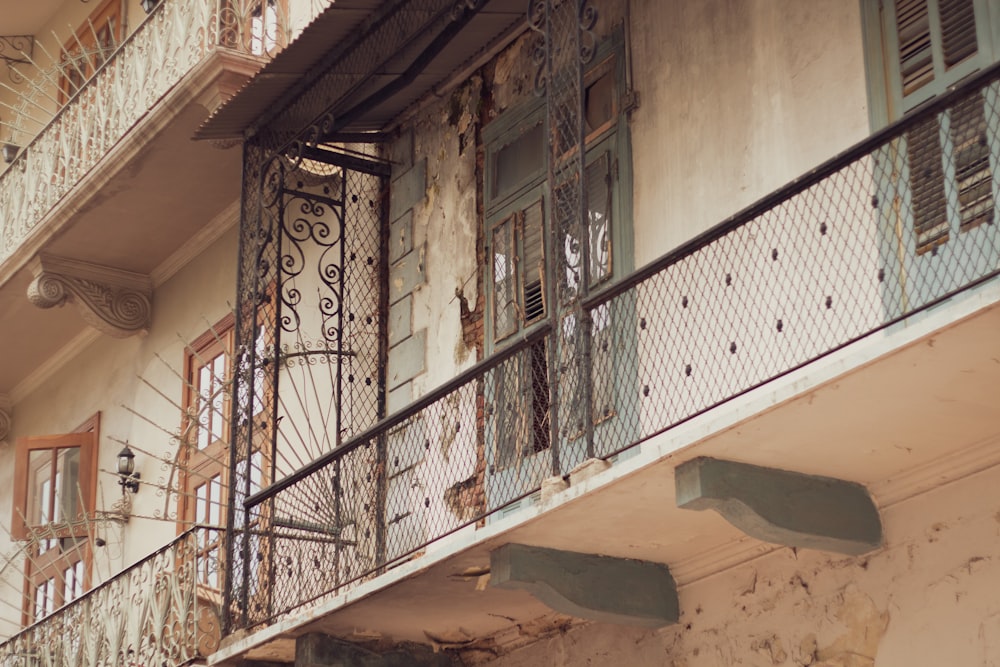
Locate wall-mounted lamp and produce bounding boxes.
[117,444,141,493]
[140,0,159,14]
[2,143,18,164]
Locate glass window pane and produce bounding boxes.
[585,68,616,134]
[57,447,81,523]
[492,217,517,339]
[28,450,54,526]
[493,122,544,202]
[586,153,612,285]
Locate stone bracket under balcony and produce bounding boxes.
[489,543,679,628]
[27,254,152,338]
[675,457,883,556]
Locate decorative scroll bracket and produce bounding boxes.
[28,254,152,338]
[0,36,34,85]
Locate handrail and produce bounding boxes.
[231,53,1000,628]
[0,526,224,665]
[0,0,292,267]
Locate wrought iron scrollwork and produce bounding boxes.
[280,190,346,343]
[0,35,32,84]
[579,0,598,64]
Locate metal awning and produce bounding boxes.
[195,0,525,141]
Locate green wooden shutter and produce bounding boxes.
[891,0,983,112]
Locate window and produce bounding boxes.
[864,0,999,257]
[58,0,123,103]
[179,315,268,588]
[12,414,99,625]
[483,33,633,491]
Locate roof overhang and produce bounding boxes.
[195,0,526,142]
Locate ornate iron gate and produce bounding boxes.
[226,139,388,629]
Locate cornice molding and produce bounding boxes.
[28,255,152,338]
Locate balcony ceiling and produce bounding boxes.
[0,54,253,400]
[0,0,61,34]
[196,0,526,140]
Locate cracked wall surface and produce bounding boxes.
[484,462,1000,666]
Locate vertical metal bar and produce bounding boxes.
[375,168,390,571]
[539,0,594,472]
[224,141,255,633]
[262,159,286,624]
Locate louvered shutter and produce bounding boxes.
[892,0,980,110]
[521,200,546,323]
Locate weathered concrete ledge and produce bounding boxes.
[490,543,679,628]
[675,457,882,555]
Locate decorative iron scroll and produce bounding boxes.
[0,0,303,268]
[228,20,1000,634]
[531,0,600,472]
[0,528,222,666]
[0,35,32,84]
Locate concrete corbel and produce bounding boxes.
[490,543,679,628]
[675,457,883,555]
[27,254,152,338]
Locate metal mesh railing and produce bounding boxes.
[230,58,1000,628]
[0,527,223,667]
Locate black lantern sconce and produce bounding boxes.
[117,444,141,493]
[2,143,18,164]
[140,0,159,14]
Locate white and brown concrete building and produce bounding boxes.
[1,1,999,665]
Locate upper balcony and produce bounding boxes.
[0,0,301,402]
[214,52,1000,663]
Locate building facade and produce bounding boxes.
[1,0,999,665]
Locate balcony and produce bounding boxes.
[0,528,222,666]
[218,58,1000,660]
[0,0,293,398]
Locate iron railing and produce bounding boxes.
[0,0,292,267]
[0,527,223,667]
[231,58,1000,628]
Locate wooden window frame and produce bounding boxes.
[178,313,235,534]
[58,0,124,104]
[14,414,100,626]
[861,0,998,253]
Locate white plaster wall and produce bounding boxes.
[0,224,238,634]
[629,0,871,267]
[488,463,1000,666]
[409,77,482,388]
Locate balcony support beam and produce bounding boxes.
[675,457,883,555]
[490,543,679,628]
[295,633,457,667]
[27,254,152,338]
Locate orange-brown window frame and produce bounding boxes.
[58,0,124,104]
[14,413,100,626]
[178,313,235,532]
